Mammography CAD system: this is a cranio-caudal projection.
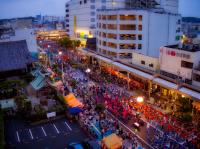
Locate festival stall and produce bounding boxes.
[64,93,83,108]
[101,133,122,149]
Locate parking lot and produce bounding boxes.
[5,118,88,149]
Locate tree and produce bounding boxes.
[72,40,81,48]
[58,37,72,49]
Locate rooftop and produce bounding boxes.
[165,44,200,52]
[0,40,33,72]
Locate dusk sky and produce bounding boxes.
[0,0,199,19]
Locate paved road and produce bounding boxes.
[5,118,88,149]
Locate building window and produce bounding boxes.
[138,44,142,49]
[120,25,136,30]
[141,60,145,65]
[120,15,136,20]
[149,63,154,68]
[102,5,106,9]
[84,0,87,3]
[91,18,95,22]
[193,73,200,82]
[90,0,95,3]
[181,61,193,69]
[90,5,95,9]
[138,25,142,31]
[139,15,142,21]
[91,12,95,16]
[80,1,82,4]
[138,35,142,40]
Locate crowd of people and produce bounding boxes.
[46,47,200,149]
[64,65,143,149]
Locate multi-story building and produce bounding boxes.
[65,0,131,46]
[96,8,181,64]
[66,0,181,68]
[159,43,200,87]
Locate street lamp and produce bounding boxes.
[136,96,144,103]
[59,51,64,95]
[86,68,91,73]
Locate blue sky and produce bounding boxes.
[0,0,199,19]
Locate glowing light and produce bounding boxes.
[136,96,144,103]
[58,51,62,55]
[182,95,185,98]
[86,68,91,73]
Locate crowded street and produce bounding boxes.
[38,40,200,149]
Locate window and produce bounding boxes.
[120,25,136,30]
[120,15,136,20]
[193,73,200,82]
[139,15,142,21]
[138,35,142,40]
[102,5,106,9]
[138,25,142,31]
[80,1,82,4]
[149,64,154,68]
[84,0,87,3]
[90,18,95,22]
[138,44,142,49]
[181,61,193,69]
[90,0,95,3]
[90,12,95,16]
[107,15,117,20]
[107,24,117,30]
[90,5,95,9]
[141,60,145,65]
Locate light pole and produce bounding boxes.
[59,51,64,88]
[58,51,65,96]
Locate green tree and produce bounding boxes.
[58,37,72,49]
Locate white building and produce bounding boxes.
[65,0,165,45]
[159,44,200,87]
[0,28,38,53]
[96,9,181,63]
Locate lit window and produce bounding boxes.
[139,15,142,21]
[138,25,142,31]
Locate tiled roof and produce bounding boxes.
[0,40,33,72]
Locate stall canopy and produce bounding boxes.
[68,107,83,114]
[64,93,83,108]
[102,133,122,149]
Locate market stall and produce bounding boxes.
[101,133,122,149]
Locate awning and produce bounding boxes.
[30,73,46,90]
[179,87,200,100]
[68,107,83,114]
[153,78,178,90]
[64,93,83,107]
[112,62,154,80]
[102,133,122,149]
[93,55,113,64]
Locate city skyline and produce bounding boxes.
[0,0,200,19]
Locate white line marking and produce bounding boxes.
[64,122,72,131]
[29,129,33,139]
[41,127,47,136]
[53,124,60,134]
[16,131,20,142]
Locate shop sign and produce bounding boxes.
[161,49,190,59]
